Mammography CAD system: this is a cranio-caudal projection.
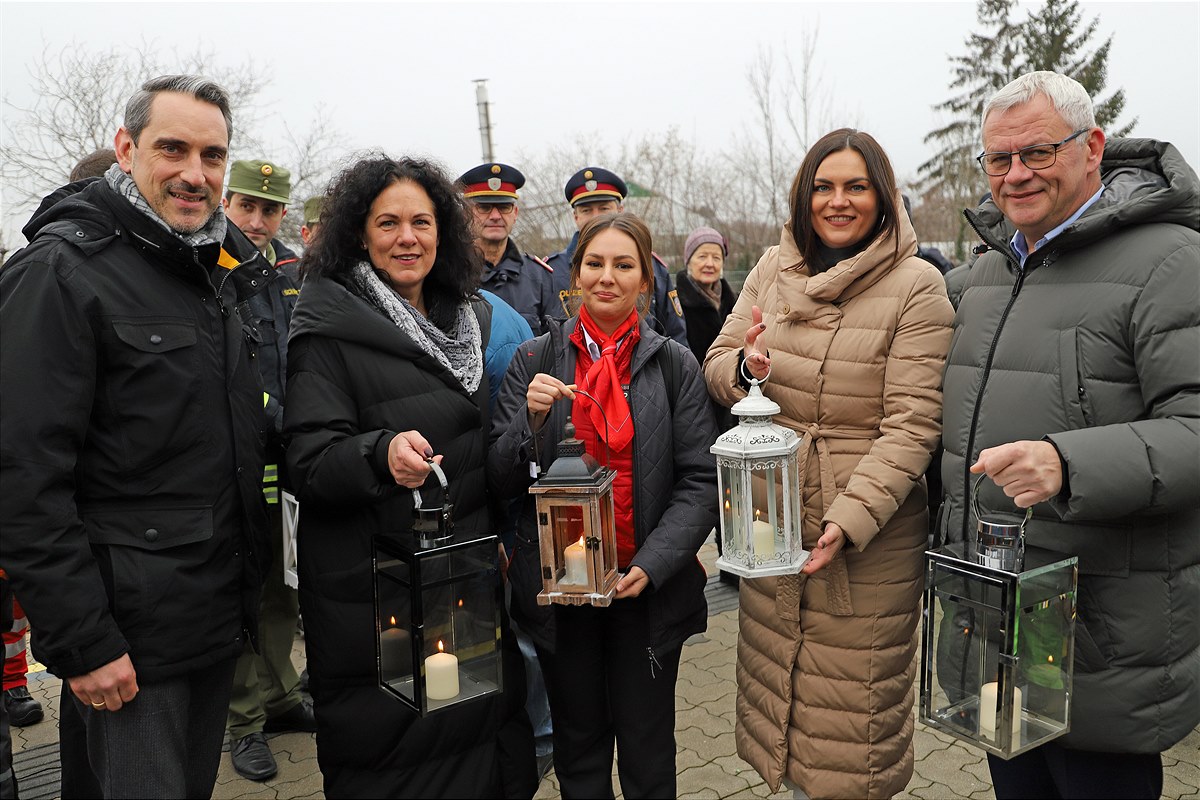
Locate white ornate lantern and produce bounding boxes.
[711,376,807,577]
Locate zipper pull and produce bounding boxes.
[647,647,662,679]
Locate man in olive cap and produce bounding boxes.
[544,166,688,345]
[222,159,311,782]
[300,196,324,252]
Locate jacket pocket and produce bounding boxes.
[103,318,208,470]
[82,506,217,648]
[1057,329,1092,429]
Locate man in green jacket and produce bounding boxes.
[940,70,1199,799]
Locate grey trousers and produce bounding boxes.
[60,658,237,799]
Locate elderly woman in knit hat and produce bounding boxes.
[675,226,738,427]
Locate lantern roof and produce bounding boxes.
[535,418,616,487]
[711,383,801,458]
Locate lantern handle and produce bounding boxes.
[411,459,450,511]
[970,473,1033,533]
[740,357,771,387]
[571,389,613,468]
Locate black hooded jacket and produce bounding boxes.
[0,178,270,682]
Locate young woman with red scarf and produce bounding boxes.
[488,213,719,799]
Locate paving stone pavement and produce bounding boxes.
[12,538,1200,799]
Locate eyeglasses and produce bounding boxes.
[976,129,1089,176]
[472,202,516,215]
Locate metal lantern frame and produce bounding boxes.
[920,528,1078,759]
[711,372,808,578]
[529,418,620,607]
[372,461,503,716]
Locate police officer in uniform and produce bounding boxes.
[222,160,313,782]
[544,166,688,345]
[458,162,558,335]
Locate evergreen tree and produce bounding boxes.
[1024,0,1136,135]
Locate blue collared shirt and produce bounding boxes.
[1009,184,1106,267]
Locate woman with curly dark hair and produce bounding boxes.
[284,155,535,798]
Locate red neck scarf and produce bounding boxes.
[572,306,641,453]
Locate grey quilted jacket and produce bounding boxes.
[940,137,1200,753]
[487,317,719,659]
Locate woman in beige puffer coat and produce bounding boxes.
[704,129,953,799]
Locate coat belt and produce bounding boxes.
[776,423,873,621]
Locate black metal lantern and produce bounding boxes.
[920,477,1078,758]
[373,462,503,715]
[528,417,619,606]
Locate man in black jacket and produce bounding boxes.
[0,74,270,798]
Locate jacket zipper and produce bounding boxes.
[960,214,1030,543]
[647,646,663,679]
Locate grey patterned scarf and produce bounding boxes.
[104,163,227,247]
[349,262,483,394]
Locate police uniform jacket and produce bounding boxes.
[245,241,299,464]
[481,238,557,336]
[941,138,1200,755]
[546,232,689,345]
[0,178,271,683]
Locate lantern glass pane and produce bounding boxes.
[377,556,416,703]
[599,495,615,574]
[549,503,589,585]
[416,544,502,713]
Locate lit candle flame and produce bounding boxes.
[437,640,445,654]
[724,500,731,510]
[578,535,585,547]
[389,616,397,626]
[754,508,761,521]
[1048,655,1054,663]
[457,599,463,608]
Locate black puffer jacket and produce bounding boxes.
[941,138,1200,753]
[0,179,270,682]
[487,318,719,659]
[283,275,531,798]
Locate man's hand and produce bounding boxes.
[801,522,847,575]
[387,431,441,488]
[971,440,1063,508]
[68,654,138,712]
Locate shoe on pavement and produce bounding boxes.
[3,686,44,727]
[263,696,317,733]
[231,732,277,782]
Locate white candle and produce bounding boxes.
[563,535,587,585]
[425,641,460,700]
[979,681,1022,741]
[751,510,774,556]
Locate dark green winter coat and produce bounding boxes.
[940,137,1200,754]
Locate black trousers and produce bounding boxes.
[536,596,682,800]
[988,740,1163,800]
[59,659,237,799]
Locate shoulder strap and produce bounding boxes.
[654,341,682,414]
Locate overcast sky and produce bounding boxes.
[2,0,1198,244]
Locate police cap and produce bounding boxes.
[459,163,525,204]
[564,167,627,207]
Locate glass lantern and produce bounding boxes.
[711,375,807,578]
[528,417,619,606]
[373,462,502,715]
[920,485,1078,758]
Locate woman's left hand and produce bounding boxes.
[801,522,847,575]
[615,566,650,599]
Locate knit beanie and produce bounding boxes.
[683,227,727,266]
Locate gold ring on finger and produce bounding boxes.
[91,700,107,709]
